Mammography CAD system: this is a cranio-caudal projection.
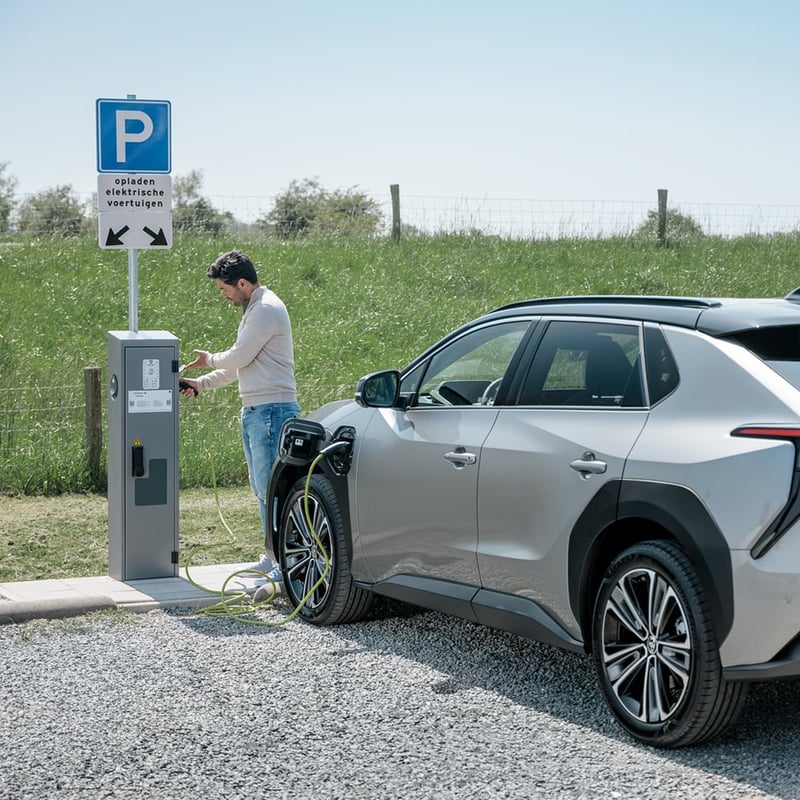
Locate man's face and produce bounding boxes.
[216,278,249,306]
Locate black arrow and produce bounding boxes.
[143,226,168,246]
[105,225,129,246]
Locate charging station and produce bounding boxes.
[98,95,178,582]
[107,331,180,580]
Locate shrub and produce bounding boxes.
[635,208,705,244]
[258,178,382,238]
[16,185,88,236]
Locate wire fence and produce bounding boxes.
[385,196,800,239]
[199,192,800,238]
[0,382,91,494]
[0,376,355,495]
[18,189,800,239]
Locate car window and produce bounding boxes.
[412,320,530,407]
[399,361,426,397]
[725,325,800,390]
[520,320,643,407]
[644,325,679,403]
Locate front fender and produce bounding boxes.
[267,457,352,557]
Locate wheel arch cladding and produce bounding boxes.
[569,480,734,649]
[269,462,352,556]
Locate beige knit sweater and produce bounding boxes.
[195,285,298,407]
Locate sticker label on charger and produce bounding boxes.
[142,359,160,389]
[128,390,173,413]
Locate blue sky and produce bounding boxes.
[3,0,799,207]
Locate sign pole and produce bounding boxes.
[128,248,139,333]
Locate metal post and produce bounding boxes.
[390,184,401,243]
[128,248,138,332]
[657,189,668,246]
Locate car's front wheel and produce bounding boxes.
[592,540,747,747]
[278,474,374,625]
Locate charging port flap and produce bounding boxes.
[279,419,326,466]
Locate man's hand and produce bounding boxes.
[179,378,199,398]
[183,350,211,370]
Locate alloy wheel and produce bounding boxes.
[599,566,691,724]
[281,490,333,611]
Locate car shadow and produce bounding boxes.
[173,594,800,797]
[335,598,800,799]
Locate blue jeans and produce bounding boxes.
[241,401,301,540]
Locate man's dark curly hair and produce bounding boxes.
[207,250,258,285]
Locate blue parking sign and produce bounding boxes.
[96,98,171,173]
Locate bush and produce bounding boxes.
[635,208,705,244]
[259,178,382,238]
[16,185,89,236]
[173,170,232,234]
[0,162,17,234]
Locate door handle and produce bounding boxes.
[570,451,607,479]
[444,448,477,468]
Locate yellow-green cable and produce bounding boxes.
[182,392,330,626]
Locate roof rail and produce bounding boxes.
[495,295,722,313]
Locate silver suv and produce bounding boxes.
[267,292,800,747]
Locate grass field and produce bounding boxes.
[0,486,261,582]
[2,229,800,579]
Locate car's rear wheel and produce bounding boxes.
[592,540,747,747]
[278,474,374,625]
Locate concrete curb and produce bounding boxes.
[0,564,267,624]
[0,595,117,625]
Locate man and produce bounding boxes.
[180,250,300,583]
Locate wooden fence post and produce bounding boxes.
[390,184,401,243]
[84,366,102,487]
[657,188,668,245]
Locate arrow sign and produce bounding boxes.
[105,225,130,246]
[143,226,168,246]
[99,211,172,250]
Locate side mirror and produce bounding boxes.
[355,370,400,408]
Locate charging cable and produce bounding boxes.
[181,394,335,626]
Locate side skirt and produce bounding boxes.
[364,574,584,654]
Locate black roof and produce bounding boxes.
[485,292,800,336]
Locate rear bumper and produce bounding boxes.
[721,543,800,671]
[723,636,800,681]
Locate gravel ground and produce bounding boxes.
[1,597,798,800]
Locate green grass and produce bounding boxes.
[0,486,262,582]
[3,230,800,495]
[2,229,800,580]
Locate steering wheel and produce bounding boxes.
[430,382,471,406]
[478,378,504,406]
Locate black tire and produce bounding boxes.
[278,474,374,625]
[592,540,747,747]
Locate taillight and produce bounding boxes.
[731,425,800,558]
[732,425,800,439]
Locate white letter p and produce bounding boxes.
[116,110,154,163]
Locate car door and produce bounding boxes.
[353,319,533,585]
[476,319,648,635]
